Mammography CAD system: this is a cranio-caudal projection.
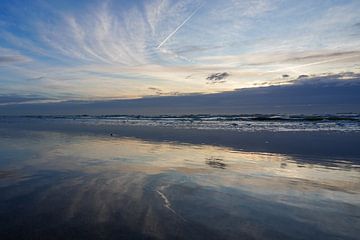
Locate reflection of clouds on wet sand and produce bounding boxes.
[205,157,227,169]
[0,129,359,239]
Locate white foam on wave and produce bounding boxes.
[3,115,360,132]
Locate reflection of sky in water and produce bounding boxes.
[0,129,359,239]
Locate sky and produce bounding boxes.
[0,0,360,105]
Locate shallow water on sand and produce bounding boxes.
[0,128,359,240]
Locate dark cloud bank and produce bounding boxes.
[0,95,48,104]
[1,73,360,115]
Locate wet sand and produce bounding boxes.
[0,120,359,239]
[2,118,360,161]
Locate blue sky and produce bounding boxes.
[0,0,360,103]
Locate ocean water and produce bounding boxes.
[2,114,360,132]
[0,120,359,239]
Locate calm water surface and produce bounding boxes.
[0,128,359,239]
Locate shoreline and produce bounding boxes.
[1,119,360,163]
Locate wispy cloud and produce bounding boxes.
[0,47,30,65]
[0,55,29,64]
[0,0,359,101]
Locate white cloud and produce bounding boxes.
[0,0,359,100]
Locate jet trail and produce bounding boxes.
[156,3,203,49]
[268,54,360,73]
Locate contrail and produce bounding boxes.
[267,54,360,73]
[156,3,203,49]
